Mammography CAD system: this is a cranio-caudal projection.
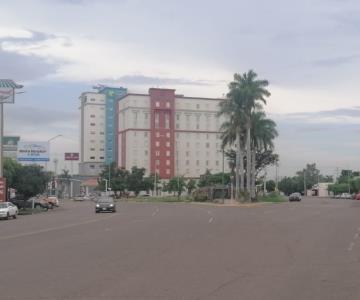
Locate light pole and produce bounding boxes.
[0,80,23,177]
[46,134,63,171]
[303,169,307,196]
[103,179,108,193]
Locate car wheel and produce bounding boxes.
[95,210,99,213]
[13,213,17,219]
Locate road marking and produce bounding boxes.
[0,214,117,241]
[348,242,355,251]
[208,217,214,223]
[152,208,160,217]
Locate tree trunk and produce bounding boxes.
[251,148,256,200]
[246,124,251,200]
[235,131,241,201]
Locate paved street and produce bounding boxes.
[1,197,360,300]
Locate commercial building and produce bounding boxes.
[78,87,127,176]
[117,88,229,179]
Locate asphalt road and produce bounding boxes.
[1,197,360,300]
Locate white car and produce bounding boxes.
[0,202,18,220]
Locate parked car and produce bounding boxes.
[95,196,116,213]
[289,192,302,202]
[0,202,18,219]
[354,193,360,200]
[340,193,352,199]
[11,197,49,210]
[45,196,59,208]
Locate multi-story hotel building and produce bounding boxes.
[79,86,127,176]
[117,88,229,179]
[79,91,107,176]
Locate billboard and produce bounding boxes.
[0,88,14,103]
[17,142,49,162]
[0,177,6,202]
[65,152,79,161]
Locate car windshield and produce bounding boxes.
[0,203,7,208]
[97,198,113,203]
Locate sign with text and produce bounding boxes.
[0,177,6,202]
[65,152,79,161]
[0,88,14,103]
[17,142,49,162]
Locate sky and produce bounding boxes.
[0,0,360,178]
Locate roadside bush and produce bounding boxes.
[192,188,209,202]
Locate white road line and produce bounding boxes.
[348,242,355,252]
[0,213,117,241]
[151,208,160,217]
[208,217,214,223]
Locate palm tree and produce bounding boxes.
[250,110,278,198]
[218,86,247,201]
[232,71,270,198]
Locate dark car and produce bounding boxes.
[95,196,116,213]
[289,192,302,202]
[10,197,49,210]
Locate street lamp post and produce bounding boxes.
[0,80,23,177]
[103,179,108,193]
[46,134,63,171]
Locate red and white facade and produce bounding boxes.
[117,88,229,179]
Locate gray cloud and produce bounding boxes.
[312,54,360,67]
[285,107,360,119]
[101,75,223,87]
[0,47,57,81]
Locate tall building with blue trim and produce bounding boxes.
[98,86,127,165]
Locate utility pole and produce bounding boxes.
[303,169,307,196]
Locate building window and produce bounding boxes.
[166,151,170,157]
[186,142,190,148]
[133,131,137,137]
[186,151,189,157]
[166,132,170,138]
[90,115,95,118]
[186,160,189,165]
[90,156,95,160]
[100,148,104,151]
[206,160,209,166]
[196,124,200,130]
[216,161,219,166]
[90,131,95,134]
[100,107,104,110]
[196,104,200,109]
[90,148,95,151]
[176,114,180,121]
[156,141,160,147]
[99,156,104,159]
[165,113,170,129]
[100,132,104,135]
[206,142,210,148]
[155,160,160,166]
[90,165,95,169]
[176,123,179,129]
[144,132,148,137]
[196,160,199,166]
[90,123,95,126]
[166,160,170,166]
[145,150,148,156]
[156,151,160,156]
[155,112,159,128]
[166,142,170,147]
[156,101,160,107]
[156,132,160,138]
[166,102,170,108]
[166,169,170,175]
[90,98,95,102]
[206,134,209,139]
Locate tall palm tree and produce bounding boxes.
[232,71,270,198]
[218,86,247,201]
[250,110,278,198]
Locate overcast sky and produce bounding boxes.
[0,0,360,177]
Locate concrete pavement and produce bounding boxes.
[1,197,360,299]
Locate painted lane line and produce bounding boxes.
[348,242,355,252]
[0,213,117,241]
[152,208,160,217]
[208,217,214,223]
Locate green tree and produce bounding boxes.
[127,166,147,196]
[219,70,271,201]
[250,110,278,198]
[164,176,186,197]
[186,179,197,195]
[13,165,51,198]
[3,157,21,188]
[266,180,276,192]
